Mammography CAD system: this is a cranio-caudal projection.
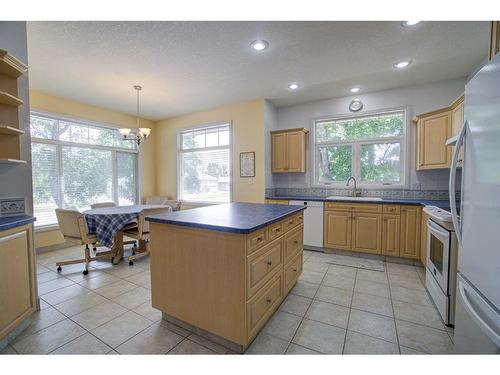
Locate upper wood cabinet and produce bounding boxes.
[450,94,465,167]
[489,21,500,61]
[271,128,308,173]
[414,108,452,170]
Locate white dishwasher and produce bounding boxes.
[289,200,324,250]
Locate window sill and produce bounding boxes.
[313,183,408,190]
[180,201,225,207]
[35,224,60,233]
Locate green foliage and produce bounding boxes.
[317,112,403,183]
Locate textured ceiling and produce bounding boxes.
[27,21,489,120]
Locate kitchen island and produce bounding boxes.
[146,202,305,353]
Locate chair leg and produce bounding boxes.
[83,244,90,275]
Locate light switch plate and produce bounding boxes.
[0,197,26,216]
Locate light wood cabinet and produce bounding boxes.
[0,224,37,341]
[271,128,308,173]
[324,210,352,251]
[382,214,400,257]
[400,206,422,259]
[415,108,452,170]
[324,202,421,260]
[489,21,500,61]
[420,210,430,265]
[450,94,465,167]
[352,213,382,254]
[150,210,304,352]
[265,199,289,205]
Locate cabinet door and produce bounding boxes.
[0,225,36,339]
[400,206,421,259]
[324,210,352,251]
[417,111,452,170]
[352,213,382,254]
[489,21,500,61]
[285,131,304,172]
[420,211,430,265]
[271,133,286,172]
[451,100,464,137]
[382,214,400,257]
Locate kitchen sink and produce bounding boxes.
[326,196,383,202]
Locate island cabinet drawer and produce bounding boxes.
[383,205,400,214]
[283,212,304,232]
[247,228,268,255]
[247,274,282,339]
[268,222,284,241]
[284,225,303,263]
[352,204,382,214]
[284,252,303,295]
[247,238,283,298]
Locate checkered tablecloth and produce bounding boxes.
[83,205,167,248]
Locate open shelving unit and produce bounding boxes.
[0,49,28,166]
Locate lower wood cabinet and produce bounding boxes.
[324,210,352,251]
[324,202,421,260]
[0,224,37,341]
[400,206,422,259]
[352,213,381,254]
[382,214,401,257]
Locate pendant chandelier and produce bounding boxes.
[119,85,151,145]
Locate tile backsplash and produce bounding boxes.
[0,197,26,216]
[265,187,457,201]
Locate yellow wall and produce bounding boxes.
[30,90,157,249]
[155,99,266,204]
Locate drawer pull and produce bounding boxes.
[288,220,293,225]
[292,268,297,272]
[266,298,272,304]
[266,260,273,266]
[293,240,298,244]
[256,237,263,242]
[274,228,281,233]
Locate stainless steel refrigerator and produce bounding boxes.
[450,53,500,354]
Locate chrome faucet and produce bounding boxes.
[346,176,359,197]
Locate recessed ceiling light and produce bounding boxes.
[250,40,269,52]
[287,82,300,90]
[393,60,412,69]
[401,21,421,27]
[350,87,361,93]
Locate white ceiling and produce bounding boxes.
[27,21,489,120]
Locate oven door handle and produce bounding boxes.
[427,219,450,239]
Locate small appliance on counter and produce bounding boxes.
[423,205,458,326]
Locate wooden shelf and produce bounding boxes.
[0,158,26,165]
[0,91,23,107]
[0,125,24,136]
[0,49,28,78]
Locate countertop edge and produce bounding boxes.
[0,215,36,232]
[146,205,306,234]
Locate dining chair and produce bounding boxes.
[144,196,182,211]
[125,206,172,265]
[55,208,116,275]
[90,202,116,209]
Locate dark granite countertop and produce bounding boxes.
[146,202,306,234]
[0,215,36,231]
[267,195,453,211]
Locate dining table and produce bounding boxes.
[83,204,167,264]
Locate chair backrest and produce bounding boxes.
[144,196,169,205]
[138,206,172,235]
[55,208,86,240]
[91,202,116,209]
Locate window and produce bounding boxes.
[314,110,406,187]
[30,112,138,227]
[177,124,231,203]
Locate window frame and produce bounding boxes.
[30,110,140,230]
[312,107,409,189]
[176,122,233,205]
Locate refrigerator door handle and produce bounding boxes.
[449,121,467,246]
[459,279,500,347]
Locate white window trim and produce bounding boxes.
[30,110,140,228]
[311,107,410,189]
[176,122,233,205]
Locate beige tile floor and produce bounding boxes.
[1,247,455,355]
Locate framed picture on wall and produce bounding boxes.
[240,152,255,177]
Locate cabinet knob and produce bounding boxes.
[266,298,272,304]
[256,237,263,242]
[267,260,272,266]
[292,268,297,272]
[293,240,298,244]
